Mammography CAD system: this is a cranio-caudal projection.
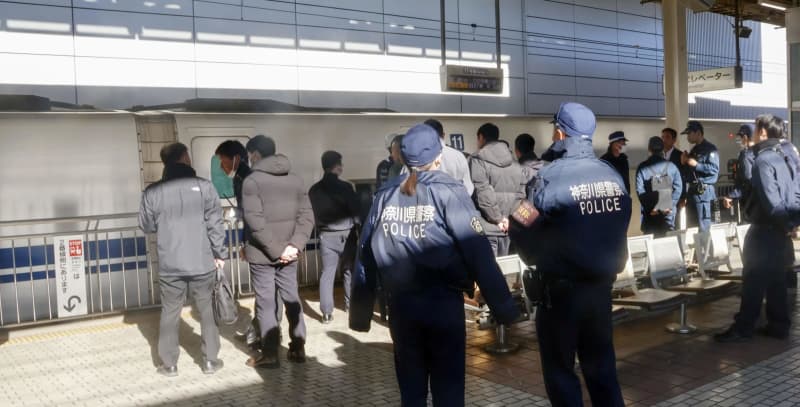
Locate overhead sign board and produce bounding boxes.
[688,66,743,93]
[54,235,88,317]
[440,65,503,93]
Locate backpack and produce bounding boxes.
[772,144,800,227]
[213,266,239,326]
[649,163,673,212]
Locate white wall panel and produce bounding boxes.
[527,93,568,115]
[0,53,75,86]
[299,90,386,109]
[462,78,525,115]
[297,26,383,53]
[9,0,70,6]
[575,60,618,79]
[574,5,617,28]
[296,4,383,32]
[301,0,382,14]
[75,57,195,88]
[195,19,297,64]
[619,64,659,82]
[574,0,616,11]
[384,0,458,22]
[577,96,619,116]
[196,62,298,90]
[74,10,194,60]
[619,98,659,117]
[0,2,73,55]
[526,0,573,20]
[618,30,657,49]
[75,0,193,15]
[528,54,576,76]
[194,0,241,19]
[617,0,656,18]
[576,77,619,97]
[387,92,461,113]
[244,6,295,25]
[527,16,569,36]
[527,74,575,95]
[617,12,656,34]
[618,80,658,99]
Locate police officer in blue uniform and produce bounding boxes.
[722,124,756,218]
[715,114,795,342]
[510,102,630,407]
[350,124,519,406]
[680,120,720,232]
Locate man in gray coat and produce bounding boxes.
[424,118,474,195]
[243,135,315,368]
[470,123,526,256]
[139,142,228,377]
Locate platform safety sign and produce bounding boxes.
[54,235,88,317]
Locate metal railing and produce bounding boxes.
[221,214,323,295]
[0,211,328,328]
[0,213,157,327]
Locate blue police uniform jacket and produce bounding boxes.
[749,139,797,231]
[688,139,720,202]
[728,148,754,200]
[512,137,632,280]
[349,170,518,332]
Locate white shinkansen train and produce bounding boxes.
[0,108,745,326]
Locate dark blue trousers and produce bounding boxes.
[733,225,792,336]
[536,281,624,407]
[388,289,465,407]
[687,198,712,232]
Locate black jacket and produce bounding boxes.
[309,172,361,231]
[600,151,631,194]
[232,163,252,208]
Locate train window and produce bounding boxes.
[210,155,234,199]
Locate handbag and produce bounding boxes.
[213,266,239,326]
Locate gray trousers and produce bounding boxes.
[488,235,510,257]
[319,230,352,315]
[158,271,219,366]
[251,262,306,353]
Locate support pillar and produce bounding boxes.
[662,0,689,131]
[787,9,800,146]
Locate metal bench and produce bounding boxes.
[646,236,734,334]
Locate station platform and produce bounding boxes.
[0,288,798,407]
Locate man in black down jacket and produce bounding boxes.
[308,151,360,324]
[469,123,526,256]
[243,135,315,368]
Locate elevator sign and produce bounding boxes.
[54,235,88,317]
[688,66,743,93]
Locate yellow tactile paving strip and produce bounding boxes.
[3,321,134,346]
[0,309,195,346]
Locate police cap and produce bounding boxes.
[737,123,755,138]
[680,120,704,135]
[550,102,596,139]
[401,124,442,167]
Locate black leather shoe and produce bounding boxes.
[156,365,178,377]
[714,326,753,343]
[246,352,280,369]
[288,343,306,363]
[202,359,224,374]
[756,326,790,340]
[322,313,333,324]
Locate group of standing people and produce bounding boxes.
[352,103,633,406]
[138,106,799,407]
